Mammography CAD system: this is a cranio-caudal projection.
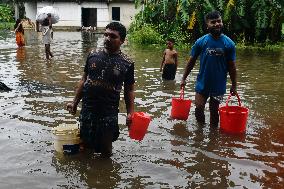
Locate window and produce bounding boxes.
[112,7,120,21]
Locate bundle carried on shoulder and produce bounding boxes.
[36,6,60,24]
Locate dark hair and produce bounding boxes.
[42,18,49,26]
[106,22,126,41]
[167,38,175,43]
[204,10,222,22]
[14,19,24,33]
[15,19,21,28]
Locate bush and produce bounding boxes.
[0,4,14,23]
[0,22,14,30]
[128,24,163,45]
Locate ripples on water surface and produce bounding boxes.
[0,30,283,188]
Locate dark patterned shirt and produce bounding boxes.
[81,49,135,116]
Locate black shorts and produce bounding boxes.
[162,64,177,80]
[79,114,119,154]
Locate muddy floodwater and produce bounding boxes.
[0,30,283,188]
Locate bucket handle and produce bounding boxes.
[132,112,145,118]
[226,93,242,107]
[132,112,151,120]
[179,87,185,99]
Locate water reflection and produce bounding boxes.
[52,152,121,188]
[170,122,190,139]
[161,79,176,92]
[16,47,26,62]
[0,31,283,188]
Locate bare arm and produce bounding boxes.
[14,21,23,32]
[228,60,237,95]
[174,52,178,67]
[124,83,135,127]
[180,56,197,88]
[66,72,87,115]
[14,24,19,32]
[124,83,134,114]
[48,15,52,27]
[160,51,166,72]
[36,21,40,32]
[48,15,53,37]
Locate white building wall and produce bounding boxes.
[24,2,37,22]
[109,3,139,28]
[37,2,81,27]
[81,2,109,28]
[97,9,109,27]
[24,1,138,29]
[14,4,20,20]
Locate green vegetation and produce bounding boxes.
[0,4,14,30]
[0,4,13,22]
[236,42,284,51]
[130,0,284,46]
[128,24,163,45]
[0,22,14,30]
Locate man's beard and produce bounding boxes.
[208,27,223,36]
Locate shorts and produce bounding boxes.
[79,114,119,153]
[197,92,224,103]
[212,95,224,103]
[162,64,177,80]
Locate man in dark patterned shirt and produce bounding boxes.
[67,22,135,157]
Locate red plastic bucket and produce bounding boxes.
[219,94,249,134]
[129,112,151,141]
[171,88,192,120]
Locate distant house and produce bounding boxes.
[22,0,139,30]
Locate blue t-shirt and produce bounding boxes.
[190,34,236,96]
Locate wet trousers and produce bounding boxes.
[80,114,119,156]
[195,93,221,127]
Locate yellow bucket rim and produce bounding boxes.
[52,124,79,136]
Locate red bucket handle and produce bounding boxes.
[226,93,242,107]
[180,87,185,99]
[132,112,151,120]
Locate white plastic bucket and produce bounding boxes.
[52,124,80,154]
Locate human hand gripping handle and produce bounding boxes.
[180,79,186,89]
[126,113,132,127]
[126,113,133,129]
[66,102,77,115]
[230,84,237,96]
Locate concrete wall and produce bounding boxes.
[37,2,81,27]
[24,1,137,29]
[14,4,20,20]
[24,2,37,22]
[109,3,139,28]
[81,2,109,28]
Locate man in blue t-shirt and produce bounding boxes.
[181,10,237,127]
[67,22,135,157]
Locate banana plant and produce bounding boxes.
[132,0,283,43]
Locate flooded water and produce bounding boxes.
[0,30,283,188]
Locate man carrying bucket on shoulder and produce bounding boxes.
[67,22,135,157]
[180,10,237,127]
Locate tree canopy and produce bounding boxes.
[0,4,14,22]
[131,0,284,44]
